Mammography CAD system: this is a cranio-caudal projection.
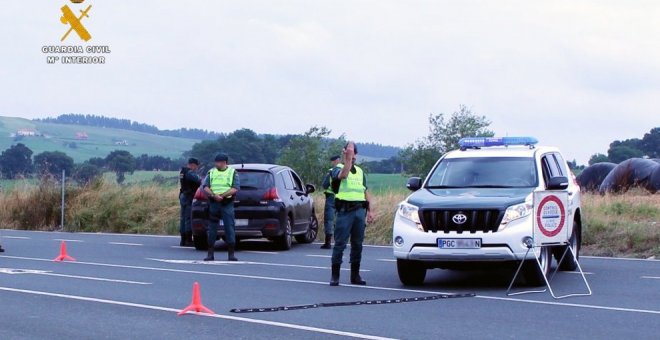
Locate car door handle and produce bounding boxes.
[568,191,574,196]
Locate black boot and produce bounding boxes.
[350,263,366,285]
[320,236,332,249]
[184,232,194,247]
[203,247,214,261]
[0,245,4,253]
[227,244,238,261]
[179,233,186,247]
[330,264,341,286]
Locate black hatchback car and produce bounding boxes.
[191,164,319,250]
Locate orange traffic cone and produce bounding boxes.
[178,282,215,316]
[53,241,76,262]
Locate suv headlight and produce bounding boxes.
[398,202,421,225]
[499,201,533,230]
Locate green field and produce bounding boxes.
[101,171,179,185]
[0,117,196,162]
[366,173,408,192]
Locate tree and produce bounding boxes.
[426,105,494,153]
[33,151,74,176]
[400,105,494,176]
[87,157,106,168]
[73,163,102,185]
[588,153,609,165]
[0,143,33,178]
[105,150,136,184]
[278,126,345,186]
[608,145,643,163]
[640,127,659,158]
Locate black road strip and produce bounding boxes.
[230,293,476,313]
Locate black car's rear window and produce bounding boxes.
[237,170,275,189]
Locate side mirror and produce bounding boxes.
[547,176,569,190]
[305,184,316,194]
[406,177,422,191]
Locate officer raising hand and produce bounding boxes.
[329,141,375,286]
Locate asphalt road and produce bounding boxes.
[0,229,658,340]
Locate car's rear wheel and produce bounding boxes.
[295,214,318,244]
[397,259,427,286]
[193,233,208,251]
[522,246,551,286]
[275,217,293,250]
[553,218,580,271]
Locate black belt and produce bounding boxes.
[335,199,368,212]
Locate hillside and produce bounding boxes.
[0,117,196,162]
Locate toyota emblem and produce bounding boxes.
[452,213,467,225]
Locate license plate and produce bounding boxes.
[219,219,248,227]
[437,238,482,249]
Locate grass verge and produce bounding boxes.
[0,181,657,258]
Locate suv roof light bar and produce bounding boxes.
[458,136,538,151]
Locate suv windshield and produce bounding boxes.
[237,170,275,189]
[426,157,537,188]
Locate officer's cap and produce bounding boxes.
[187,158,199,165]
[330,155,340,161]
[214,153,229,162]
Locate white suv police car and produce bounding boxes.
[393,137,582,286]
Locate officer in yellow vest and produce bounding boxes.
[320,155,342,249]
[202,153,240,261]
[329,142,375,286]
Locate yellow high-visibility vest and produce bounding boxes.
[209,167,235,194]
[335,165,366,201]
[324,163,344,194]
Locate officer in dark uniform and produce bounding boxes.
[202,153,240,262]
[0,243,4,252]
[179,158,202,247]
[320,155,342,249]
[329,142,375,286]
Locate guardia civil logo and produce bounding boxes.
[42,0,112,64]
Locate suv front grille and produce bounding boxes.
[419,209,504,233]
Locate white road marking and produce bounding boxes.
[641,276,660,280]
[36,273,151,285]
[0,286,395,340]
[109,242,143,246]
[376,259,396,262]
[306,255,332,258]
[147,258,368,272]
[564,271,594,275]
[2,254,659,315]
[170,246,189,249]
[243,251,279,255]
[1,236,30,239]
[0,267,150,284]
[582,256,659,262]
[54,239,84,243]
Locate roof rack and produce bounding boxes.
[458,136,538,151]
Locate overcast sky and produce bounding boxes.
[1,1,659,163]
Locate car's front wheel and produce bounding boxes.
[553,217,581,271]
[295,214,318,244]
[397,259,427,286]
[522,246,551,286]
[275,217,293,250]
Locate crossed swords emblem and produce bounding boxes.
[60,4,92,42]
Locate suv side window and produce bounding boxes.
[290,171,305,192]
[540,154,559,185]
[280,171,295,190]
[552,153,567,176]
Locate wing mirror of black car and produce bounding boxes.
[546,176,569,190]
[305,184,316,194]
[406,177,422,191]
